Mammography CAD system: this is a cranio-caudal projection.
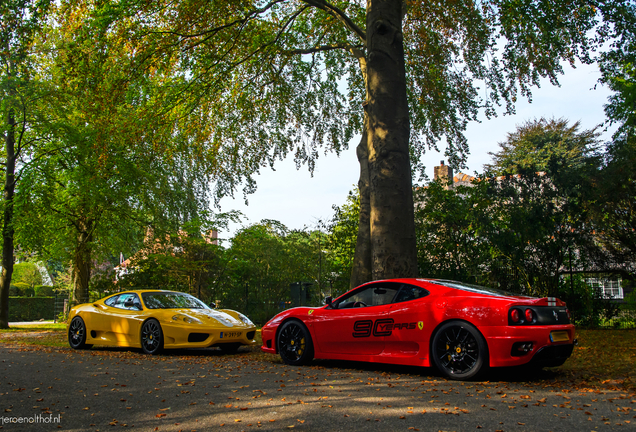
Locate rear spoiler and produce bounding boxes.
[532,297,567,307]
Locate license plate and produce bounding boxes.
[550,331,569,343]
[220,331,242,339]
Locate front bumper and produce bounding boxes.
[162,323,257,349]
[260,324,277,354]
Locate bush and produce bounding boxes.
[8,297,55,322]
[10,282,33,297]
[557,275,621,327]
[34,285,55,297]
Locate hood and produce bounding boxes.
[171,308,244,327]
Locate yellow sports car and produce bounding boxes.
[67,290,257,354]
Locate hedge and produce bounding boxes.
[8,297,55,322]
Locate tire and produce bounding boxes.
[277,320,314,366]
[68,316,92,350]
[431,320,488,380]
[140,319,164,355]
[218,343,241,354]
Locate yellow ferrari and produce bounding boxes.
[67,290,257,354]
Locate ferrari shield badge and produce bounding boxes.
[417,321,424,330]
[308,310,314,315]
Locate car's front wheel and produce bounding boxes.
[431,320,488,380]
[140,319,163,355]
[277,320,314,366]
[68,316,92,350]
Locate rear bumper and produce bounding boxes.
[528,343,575,367]
[481,324,575,367]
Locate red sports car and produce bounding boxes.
[260,278,576,379]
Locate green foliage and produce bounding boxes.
[484,118,601,175]
[117,218,332,324]
[590,136,636,264]
[597,1,636,139]
[326,190,360,296]
[413,118,627,324]
[414,180,491,284]
[220,222,323,324]
[34,285,54,297]
[9,282,33,297]
[7,297,54,321]
[12,262,43,288]
[556,275,621,328]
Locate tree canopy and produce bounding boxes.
[484,117,601,175]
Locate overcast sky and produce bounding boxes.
[216,61,615,240]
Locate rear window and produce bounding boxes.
[432,280,530,298]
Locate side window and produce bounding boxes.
[109,293,142,310]
[367,285,400,306]
[335,283,401,308]
[105,295,119,307]
[394,284,429,303]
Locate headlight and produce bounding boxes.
[237,312,254,326]
[172,314,203,325]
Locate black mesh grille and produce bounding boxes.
[188,333,209,343]
[246,331,255,340]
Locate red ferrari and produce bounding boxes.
[260,279,576,379]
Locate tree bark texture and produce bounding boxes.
[72,218,93,305]
[364,0,418,280]
[0,106,16,328]
[350,121,372,289]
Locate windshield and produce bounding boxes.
[141,292,209,309]
[432,280,530,298]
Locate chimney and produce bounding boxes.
[433,160,454,190]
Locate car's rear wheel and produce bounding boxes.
[68,317,92,349]
[218,343,241,354]
[277,320,314,366]
[431,321,488,380]
[141,319,164,355]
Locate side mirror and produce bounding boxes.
[209,302,216,309]
[324,296,332,306]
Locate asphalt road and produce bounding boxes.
[0,344,633,432]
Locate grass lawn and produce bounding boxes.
[1,325,633,390]
[556,329,636,390]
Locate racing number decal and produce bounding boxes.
[352,320,373,338]
[352,319,420,337]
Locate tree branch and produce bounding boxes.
[301,0,366,44]
[286,43,364,55]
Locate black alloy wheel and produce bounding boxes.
[431,321,488,380]
[277,320,314,366]
[68,316,92,349]
[140,319,164,355]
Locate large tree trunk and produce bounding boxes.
[350,121,372,289]
[365,0,418,280]
[72,218,93,305]
[0,106,16,328]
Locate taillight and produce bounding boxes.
[566,308,571,320]
[525,308,534,322]
[511,309,521,323]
